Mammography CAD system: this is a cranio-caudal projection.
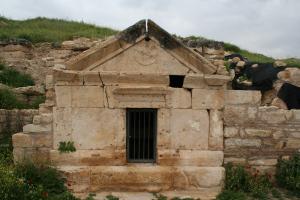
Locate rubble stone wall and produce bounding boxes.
[0,109,38,136]
[223,90,300,175]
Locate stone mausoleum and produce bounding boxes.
[12,19,235,199]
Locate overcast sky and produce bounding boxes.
[1,0,299,58]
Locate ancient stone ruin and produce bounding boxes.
[11,20,300,199]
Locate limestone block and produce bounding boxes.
[192,89,224,109]
[225,90,261,105]
[224,105,247,125]
[258,107,293,124]
[90,166,174,192]
[209,110,223,150]
[225,138,261,148]
[166,88,191,108]
[53,69,83,85]
[204,74,230,86]
[157,109,171,149]
[273,131,285,139]
[71,108,124,150]
[286,139,300,149]
[83,72,102,85]
[99,71,119,85]
[224,127,239,138]
[23,124,52,133]
[50,150,126,166]
[118,72,169,86]
[224,157,246,164]
[244,129,272,137]
[290,132,300,138]
[55,85,71,107]
[45,75,54,90]
[33,113,53,125]
[183,74,206,89]
[170,109,209,150]
[105,86,169,108]
[71,86,104,107]
[53,107,72,149]
[13,147,25,163]
[248,158,278,166]
[292,109,300,121]
[174,167,225,189]
[13,132,33,148]
[158,150,223,166]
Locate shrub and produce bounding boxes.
[31,95,46,109]
[223,163,272,199]
[276,154,300,197]
[0,65,34,87]
[216,190,246,200]
[58,141,76,153]
[0,89,26,109]
[224,43,241,52]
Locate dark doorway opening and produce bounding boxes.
[126,108,157,163]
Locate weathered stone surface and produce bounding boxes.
[258,107,293,123]
[53,69,84,85]
[157,109,171,149]
[71,86,104,107]
[105,86,169,108]
[90,166,174,192]
[170,109,209,150]
[92,39,189,74]
[12,132,32,148]
[286,139,300,149]
[224,157,246,164]
[192,89,224,109]
[55,85,71,107]
[33,113,53,125]
[248,158,278,166]
[204,75,230,86]
[293,109,300,121]
[244,129,272,137]
[174,167,225,188]
[225,90,261,105]
[45,75,54,90]
[224,127,239,138]
[50,150,126,166]
[158,150,223,166]
[224,105,247,125]
[225,138,261,148]
[83,72,102,85]
[71,108,125,150]
[183,74,206,89]
[166,88,191,108]
[209,110,223,150]
[23,124,51,133]
[53,107,72,149]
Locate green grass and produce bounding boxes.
[0,64,34,87]
[0,16,117,44]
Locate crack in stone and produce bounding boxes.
[98,72,109,107]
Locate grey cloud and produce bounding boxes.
[0,0,299,58]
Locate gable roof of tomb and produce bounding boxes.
[65,19,219,74]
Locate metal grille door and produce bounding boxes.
[126,109,157,163]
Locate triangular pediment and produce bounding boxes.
[65,20,218,75]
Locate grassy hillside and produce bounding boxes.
[0,16,299,67]
[0,16,117,43]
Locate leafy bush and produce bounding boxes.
[276,154,300,197]
[216,190,246,200]
[222,163,272,200]
[58,141,76,153]
[0,89,26,109]
[31,95,46,109]
[0,65,34,87]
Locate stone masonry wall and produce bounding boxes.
[223,90,300,176]
[0,109,38,137]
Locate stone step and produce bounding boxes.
[74,190,220,200]
[50,150,223,167]
[56,165,224,197]
[23,123,52,133]
[33,113,53,125]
